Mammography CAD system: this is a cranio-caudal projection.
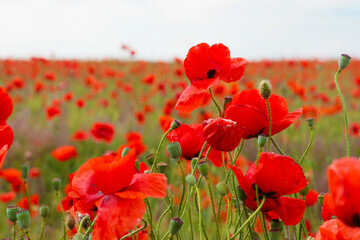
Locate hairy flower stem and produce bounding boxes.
[230,197,266,239]
[334,69,350,157]
[144,199,155,240]
[55,191,66,240]
[225,196,231,240]
[83,215,98,239]
[271,138,285,155]
[157,193,174,239]
[39,218,46,240]
[177,160,186,216]
[121,220,148,240]
[151,128,172,173]
[13,222,17,240]
[298,129,314,166]
[209,88,222,117]
[24,179,31,212]
[266,99,272,152]
[25,229,32,240]
[206,177,221,239]
[195,186,203,240]
[192,142,207,175]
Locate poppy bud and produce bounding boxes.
[146,153,155,165]
[6,205,19,222]
[121,147,131,157]
[257,134,267,148]
[223,96,233,110]
[338,54,351,71]
[216,182,229,196]
[40,205,49,218]
[17,209,31,229]
[270,219,284,231]
[169,217,184,236]
[269,228,282,240]
[185,174,196,186]
[306,118,314,130]
[21,165,30,179]
[157,162,167,173]
[65,211,76,230]
[236,186,247,202]
[170,119,181,130]
[300,183,310,196]
[167,142,182,160]
[78,213,91,230]
[318,192,324,206]
[198,161,209,177]
[191,158,197,170]
[52,178,62,191]
[259,80,272,100]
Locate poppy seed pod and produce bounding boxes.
[40,205,49,218]
[6,205,19,222]
[21,165,30,179]
[216,182,229,196]
[259,80,272,100]
[269,228,282,240]
[157,162,167,173]
[338,54,351,71]
[223,96,233,110]
[170,119,181,130]
[167,142,182,160]
[65,211,76,230]
[169,217,184,235]
[145,153,155,165]
[306,118,314,130]
[52,178,62,191]
[185,174,196,186]
[16,209,31,229]
[300,183,310,196]
[198,161,209,177]
[121,147,131,157]
[257,134,267,148]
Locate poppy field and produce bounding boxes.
[0,43,360,240]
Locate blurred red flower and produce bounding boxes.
[90,122,115,143]
[51,145,77,162]
[315,219,360,240]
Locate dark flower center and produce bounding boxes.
[207,69,216,79]
[353,214,360,227]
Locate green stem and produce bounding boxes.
[144,199,155,240]
[271,138,285,155]
[230,197,266,239]
[233,140,245,163]
[55,191,66,240]
[13,222,17,240]
[206,178,221,240]
[121,220,148,240]
[83,215,97,238]
[25,229,32,240]
[192,142,207,175]
[151,128,172,173]
[298,129,314,166]
[334,69,350,157]
[39,218,45,240]
[195,186,203,240]
[77,216,90,233]
[266,99,272,152]
[24,180,31,212]
[209,88,222,117]
[188,201,194,240]
[157,194,174,239]
[177,160,186,216]
[225,196,231,240]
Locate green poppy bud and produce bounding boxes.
[198,161,209,177]
[145,153,155,165]
[169,217,183,235]
[121,147,131,157]
[157,162,167,173]
[191,158,197,170]
[300,183,310,196]
[306,118,314,130]
[17,209,31,229]
[338,54,351,71]
[52,178,62,191]
[167,142,182,160]
[170,120,181,130]
[269,228,282,240]
[6,205,19,222]
[318,192,324,207]
[223,96,233,110]
[258,134,267,148]
[185,174,196,186]
[40,205,49,218]
[236,186,247,202]
[270,219,284,231]
[259,80,272,100]
[21,165,30,179]
[216,182,229,196]
[65,211,76,230]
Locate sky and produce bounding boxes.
[0,0,359,61]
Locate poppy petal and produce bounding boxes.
[221,58,247,83]
[0,87,13,124]
[0,125,13,150]
[0,145,8,169]
[230,164,254,196]
[272,197,305,226]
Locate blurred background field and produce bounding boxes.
[0,57,360,238]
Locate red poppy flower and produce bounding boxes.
[168,123,227,167]
[29,167,41,178]
[225,89,302,139]
[116,132,147,157]
[0,168,24,192]
[321,193,335,222]
[0,191,16,203]
[46,105,61,120]
[202,118,243,151]
[305,189,319,207]
[90,122,115,143]
[51,145,77,162]
[0,145,8,169]
[0,87,13,125]
[230,152,307,225]
[72,130,89,141]
[327,157,360,227]
[315,219,360,240]
[175,43,247,113]
[0,125,13,151]
[70,149,167,240]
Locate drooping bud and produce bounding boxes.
[6,205,19,222]
[306,118,314,130]
[198,161,209,177]
[17,209,31,229]
[191,158,197,170]
[170,120,181,130]
[167,142,182,160]
[216,182,229,196]
[121,147,131,157]
[236,186,247,202]
[52,178,62,191]
[257,134,267,148]
[318,192,325,206]
[338,54,351,71]
[169,217,184,235]
[270,219,284,231]
[40,205,49,218]
[223,96,233,110]
[269,220,283,240]
[185,174,196,186]
[21,165,30,179]
[259,80,272,100]
[157,162,167,173]
[78,213,91,230]
[300,183,310,196]
[65,211,76,230]
[145,153,155,165]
